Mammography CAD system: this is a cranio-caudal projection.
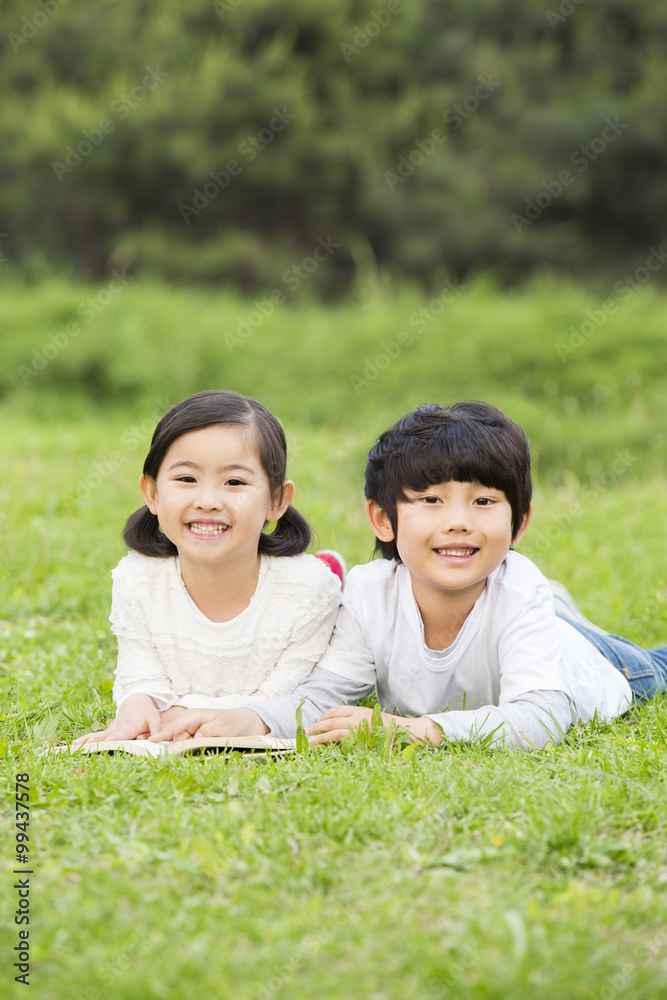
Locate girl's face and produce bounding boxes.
[140,424,294,574]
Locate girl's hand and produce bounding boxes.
[158,705,188,726]
[150,707,270,743]
[305,705,443,745]
[72,693,162,745]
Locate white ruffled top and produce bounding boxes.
[109,550,341,711]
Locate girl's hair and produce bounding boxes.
[365,401,532,561]
[123,390,312,558]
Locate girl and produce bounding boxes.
[75,390,342,743]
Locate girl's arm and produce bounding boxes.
[76,555,180,742]
[112,633,177,711]
[109,558,178,712]
[72,692,163,744]
[150,706,269,742]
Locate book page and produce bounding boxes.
[45,737,297,756]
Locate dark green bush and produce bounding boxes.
[1,0,667,291]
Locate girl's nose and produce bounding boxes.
[194,490,224,511]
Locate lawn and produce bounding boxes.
[1,276,667,999]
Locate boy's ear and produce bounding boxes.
[139,475,158,514]
[365,499,395,541]
[269,480,296,521]
[512,504,533,546]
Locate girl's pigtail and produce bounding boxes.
[259,503,312,557]
[122,506,178,558]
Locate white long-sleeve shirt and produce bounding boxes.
[109,550,341,711]
[245,551,632,747]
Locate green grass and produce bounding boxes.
[1,278,667,999]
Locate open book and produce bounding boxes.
[48,736,297,758]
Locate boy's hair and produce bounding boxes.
[123,390,312,558]
[365,401,532,561]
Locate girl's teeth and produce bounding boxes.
[190,523,227,535]
[437,549,475,557]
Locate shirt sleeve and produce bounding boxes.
[426,689,575,749]
[240,569,379,734]
[493,578,573,702]
[241,666,375,737]
[110,564,176,712]
[313,575,380,685]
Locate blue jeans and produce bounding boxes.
[558,617,667,701]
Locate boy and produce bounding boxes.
[154,401,667,749]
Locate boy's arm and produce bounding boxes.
[306,705,443,744]
[234,569,379,736]
[150,667,373,741]
[423,689,574,749]
[242,666,374,737]
[306,690,573,748]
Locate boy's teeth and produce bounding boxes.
[190,522,228,535]
[437,548,475,556]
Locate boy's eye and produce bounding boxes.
[420,495,441,504]
[474,497,496,506]
[176,475,196,483]
[226,478,246,486]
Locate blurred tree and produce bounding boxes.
[1,0,666,293]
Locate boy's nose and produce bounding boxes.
[443,508,472,532]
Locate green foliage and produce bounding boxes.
[3,274,667,486]
[1,0,667,289]
[2,281,667,998]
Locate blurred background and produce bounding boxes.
[2,0,667,290]
[1,0,667,612]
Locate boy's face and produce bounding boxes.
[367,480,531,608]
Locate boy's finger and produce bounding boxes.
[308,728,345,744]
[306,717,353,735]
[316,705,352,722]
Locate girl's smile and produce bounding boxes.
[139,423,293,578]
[187,520,230,537]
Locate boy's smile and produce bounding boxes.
[367,479,531,620]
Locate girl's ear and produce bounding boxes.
[512,504,533,546]
[365,499,395,541]
[268,480,296,521]
[139,475,159,515]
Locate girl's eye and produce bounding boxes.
[474,497,495,507]
[226,478,246,487]
[176,476,196,483]
[421,495,441,504]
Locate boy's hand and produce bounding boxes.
[305,705,443,745]
[305,705,378,742]
[72,693,162,744]
[149,707,270,743]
